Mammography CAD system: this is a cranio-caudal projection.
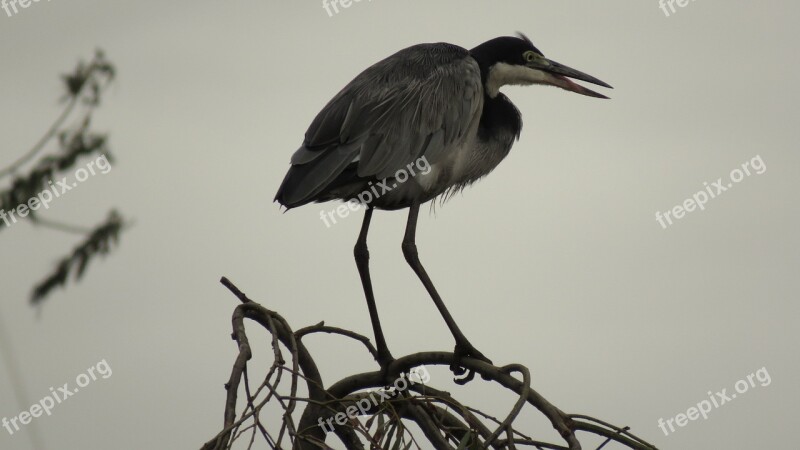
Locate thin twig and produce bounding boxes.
[204,280,660,450]
[0,97,78,179]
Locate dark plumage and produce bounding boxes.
[273,34,611,380]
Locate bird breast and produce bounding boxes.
[372,127,516,210]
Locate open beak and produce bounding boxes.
[528,58,613,99]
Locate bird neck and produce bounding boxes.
[478,93,522,142]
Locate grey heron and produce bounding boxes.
[275,33,611,380]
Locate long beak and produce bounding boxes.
[529,58,613,99]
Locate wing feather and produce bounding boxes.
[277,42,484,207]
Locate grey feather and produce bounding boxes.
[280,42,485,206]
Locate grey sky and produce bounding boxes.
[1,1,798,449]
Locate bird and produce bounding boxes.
[275,33,611,380]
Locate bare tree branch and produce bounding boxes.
[202,278,659,450]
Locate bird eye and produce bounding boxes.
[523,51,538,62]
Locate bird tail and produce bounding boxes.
[274,144,358,209]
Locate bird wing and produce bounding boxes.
[281,43,483,205]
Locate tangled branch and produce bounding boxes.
[202,277,659,450]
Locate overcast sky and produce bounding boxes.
[1,1,798,449]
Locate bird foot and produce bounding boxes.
[450,342,493,385]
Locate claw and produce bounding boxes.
[453,368,476,385]
[450,342,493,384]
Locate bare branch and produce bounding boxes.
[203,278,659,450]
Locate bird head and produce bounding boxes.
[470,33,612,99]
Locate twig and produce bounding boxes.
[203,280,660,450]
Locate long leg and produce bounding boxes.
[401,203,491,369]
[354,207,394,368]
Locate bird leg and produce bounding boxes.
[401,203,492,383]
[354,207,395,373]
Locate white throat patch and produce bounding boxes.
[485,62,550,98]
